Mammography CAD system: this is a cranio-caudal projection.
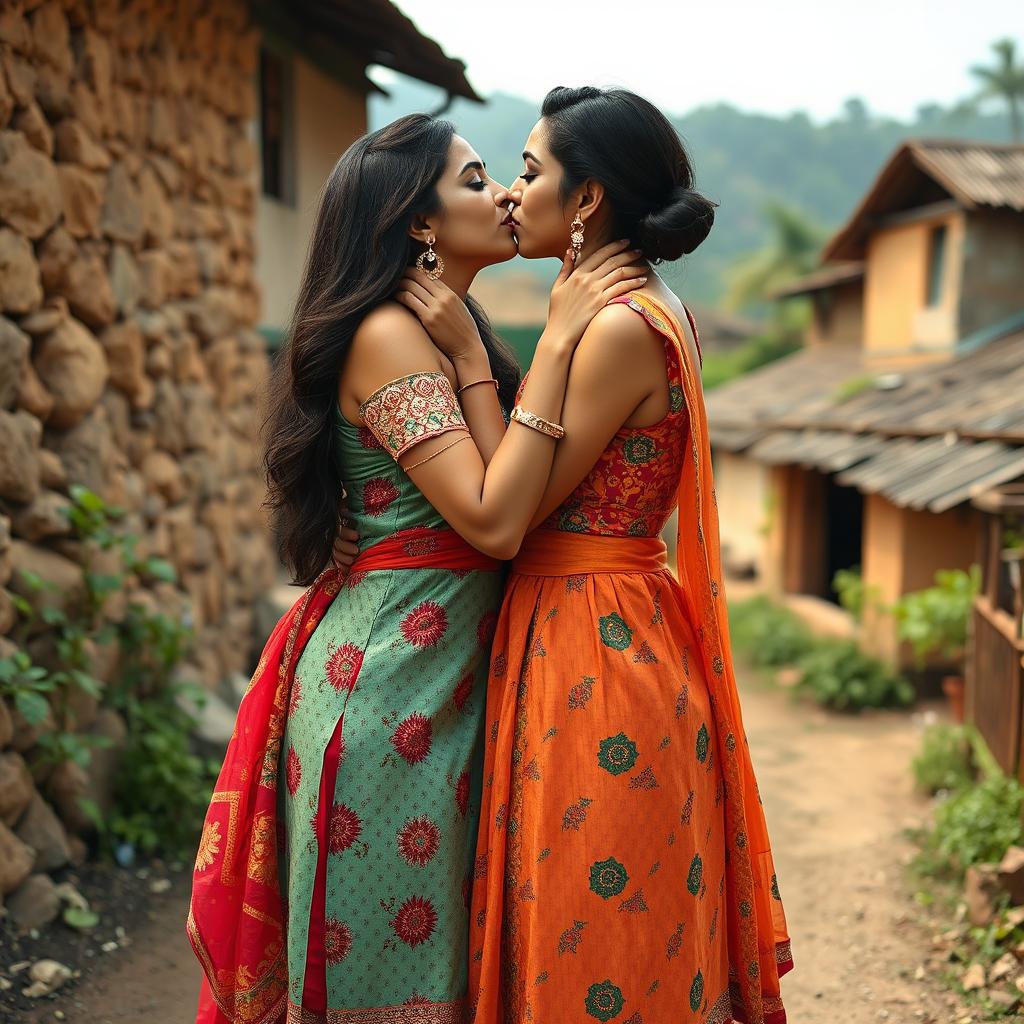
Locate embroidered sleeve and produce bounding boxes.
[359,371,469,460]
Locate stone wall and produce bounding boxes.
[0,0,276,925]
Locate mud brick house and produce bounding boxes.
[706,140,1024,666]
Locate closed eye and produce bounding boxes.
[468,179,488,191]
[520,173,538,183]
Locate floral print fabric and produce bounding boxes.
[468,298,791,1024]
[277,388,504,1019]
[359,371,470,460]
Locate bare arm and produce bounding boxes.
[395,244,646,471]
[445,346,505,465]
[343,308,571,560]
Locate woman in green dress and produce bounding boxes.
[188,113,645,1024]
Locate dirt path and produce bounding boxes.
[13,675,969,1024]
[743,679,969,1024]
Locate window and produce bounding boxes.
[926,224,947,306]
[259,48,294,204]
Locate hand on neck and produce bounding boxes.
[433,260,475,299]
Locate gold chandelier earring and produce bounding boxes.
[416,235,445,280]
[570,212,585,263]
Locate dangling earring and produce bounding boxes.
[416,235,445,280]
[570,212,585,263]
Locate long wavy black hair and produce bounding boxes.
[263,115,521,585]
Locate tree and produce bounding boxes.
[970,37,1024,142]
[723,200,827,313]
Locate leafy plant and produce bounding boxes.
[0,648,56,726]
[832,566,885,625]
[833,375,876,402]
[894,566,981,667]
[35,730,113,769]
[10,561,108,766]
[913,724,980,795]
[108,681,218,857]
[728,596,816,667]
[8,483,210,858]
[114,606,192,702]
[795,638,914,712]
[928,773,1024,873]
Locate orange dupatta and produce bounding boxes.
[623,292,792,1022]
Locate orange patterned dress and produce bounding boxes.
[467,293,792,1024]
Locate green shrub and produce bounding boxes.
[928,773,1024,873]
[729,596,815,667]
[105,679,219,857]
[833,374,876,402]
[894,566,981,667]
[832,566,885,625]
[795,638,915,712]
[702,330,802,391]
[9,484,212,860]
[912,724,980,795]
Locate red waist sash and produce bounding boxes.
[351,527,502,573]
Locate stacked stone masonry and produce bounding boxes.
[0,0,277,924]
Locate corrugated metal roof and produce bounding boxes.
[824,139,1024,261]
[915,141,1024,212]
[707,328,1024,511]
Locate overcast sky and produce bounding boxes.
[378,0,1021,123]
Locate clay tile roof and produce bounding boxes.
[823,139,1024,261]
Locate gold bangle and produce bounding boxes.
[510,405,565,439]
[457,377,499,396]
[404,433,470,471]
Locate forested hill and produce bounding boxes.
[369,78,1015,308]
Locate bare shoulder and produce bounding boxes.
[345,301,448,407]
[352,300,437,360]
[575,300,665,366]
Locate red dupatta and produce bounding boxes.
[187,528,501,1023]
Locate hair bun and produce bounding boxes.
[637,186,716,261]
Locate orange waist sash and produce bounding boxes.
[512,529,669,576]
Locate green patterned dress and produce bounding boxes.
[279,371,504,1021]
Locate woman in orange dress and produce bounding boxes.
[401,87,792,1024]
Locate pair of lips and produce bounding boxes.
[502,200,519,229]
